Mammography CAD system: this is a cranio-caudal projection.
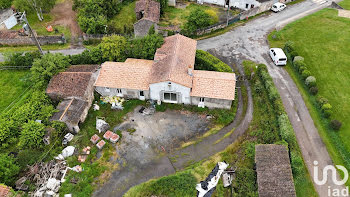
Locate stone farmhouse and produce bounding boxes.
[95,34,236,109]
[134,0,160,37]
[47,65,99,132]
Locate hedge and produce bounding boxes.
[256,63,309,183]
[195,50,232,73]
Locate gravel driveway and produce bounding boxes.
[197,1,345,196]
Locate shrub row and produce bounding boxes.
[195,50,233,73]
[284,41,341,130]
[256,64,304,176]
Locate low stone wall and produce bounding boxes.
[0,35,65,46]
[196,22,228,36]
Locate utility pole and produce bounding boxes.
[226,0,230,26]
[16,11,43,55]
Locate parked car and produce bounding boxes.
[269,48,287,66]
[271,3,286,12]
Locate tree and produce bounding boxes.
[30,53,70,89]
[0,119,15,146]
[100,35,127,61]
[18,120,46,149]
[128,34,164,60]
[183,8,211,36]
[156,0,168,15]
[0,154,20,185]
[0,0,12,9]
[10,91,55,128]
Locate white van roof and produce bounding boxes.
[273,2,285,6]
[271,48,287,58]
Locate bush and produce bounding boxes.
[309,86,318,95]
[293,60,305,70]
[284,41,295,53]
[316,96,329,107]
[195,50,232,72]
[0,154,20,185]
[278,113,296,146]
[4,51,41,67]
[322,103,332,111]
[293,56,304,63]
[127,34,164,60]
[31,53,70,90]
[18,120,46,149]
[290,151,303,176]
[290,51,299,60]
[183,8,212,36]
[301,70,311,79]
[305,76,316,87]
[330,120,342,131]
[298,65,307,73]
[100,35,128,61]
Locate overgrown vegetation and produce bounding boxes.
[59,98,145,196]
[268,8,350,184]
[126,61,316,196]
[195,50,232,73]
[69,33,164,64]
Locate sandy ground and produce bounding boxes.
[50,0,82,37]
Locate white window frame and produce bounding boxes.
[163,92,177,103]
[199,97,205,103]
[105,87,110,93]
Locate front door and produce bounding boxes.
[163,92,177,103]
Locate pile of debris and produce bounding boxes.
[15,161,68,197]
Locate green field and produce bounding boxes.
[0,70,31,113]
[109,1,137,34]
[269,8,350,175]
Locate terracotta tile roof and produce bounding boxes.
[46,72,93,99]
[65,65,98,72]
[0,185,11,197]
[255,144,297,197]
[191,70,236,100]
[135,0,160,23]
[150,34,197,87]
[94,58,154,90]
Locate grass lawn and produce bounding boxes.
[160,3,221,28]
[0,70,31,113]
[339,0,350,9]
[125,61,316,197]
[0,43,70,53]
[268,8,350,181]
[109,1,137,34]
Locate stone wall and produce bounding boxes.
[196,22,228,36]
[0,35,65,46]
[133,19,157,37]
[191,96,232,109]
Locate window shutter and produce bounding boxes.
[177,93,182,103]
[160,91,164,101]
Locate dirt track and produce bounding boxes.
[50,0,82,37]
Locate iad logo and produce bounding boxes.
[313,161,349,197]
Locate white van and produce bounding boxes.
[271,3,286,12]
[269,48,287,66]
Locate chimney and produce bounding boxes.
[188,66,193,76]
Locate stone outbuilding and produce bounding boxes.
[255,144,297,197]
[47,65,99,132]
[134,0,160,37]
[95,34,236,109]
